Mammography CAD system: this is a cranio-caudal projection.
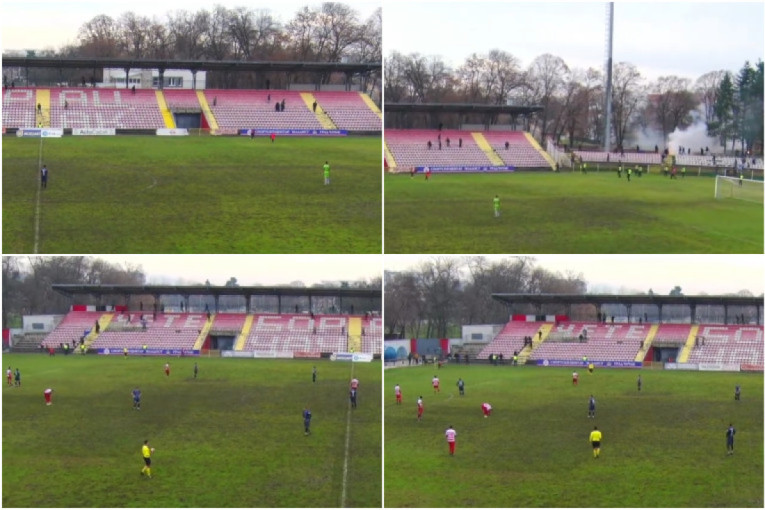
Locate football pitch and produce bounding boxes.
[384,364,763,507]
[384,172,763,253]
[2,135,382,253]
[2,355,382,508]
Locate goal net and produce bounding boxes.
[714,176,764,203]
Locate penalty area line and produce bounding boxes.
[340,361,354,508]
[33,136,43,253]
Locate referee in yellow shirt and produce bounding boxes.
[589,426,602,459]
[141,440,154,478]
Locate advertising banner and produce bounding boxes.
[331,352,373,362]
[416,165,515,173]
[99,348,198,356]
[294,351,322,359]
[239,129,347,136]
[156,128,189,136]
[536,359,642,368]
[222,350,254,358]
[741,363,764,372]
[252,351,293,359]
[73,128,116,136]
[698,363,740,372]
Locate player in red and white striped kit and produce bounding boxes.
[481,402,492,418]
[417,396,424,421]
[394,384,402,404]
[445,425,457,455]
[432,375,440,393]
[44,388,54,405]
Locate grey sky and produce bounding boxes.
[384,255,765,296]
[89,255,382,286]
[383,1,764,83]
[2,0,380,52]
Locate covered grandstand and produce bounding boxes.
[22,284,381,358]
[472,293,763,370]
[383,102,552,173]
[2,57,381,135]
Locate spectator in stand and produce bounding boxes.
[312,101,317,112]
[446,137,450,147]
[505,141,510,150]
[281,99,285,111]
[213,97,217,106]
[275,102,280,112]
[458,138,462,148]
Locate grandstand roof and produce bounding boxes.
[384,102,543,116]
[52,284,379,300]
[491,293,763,308]
[2,56,380,76]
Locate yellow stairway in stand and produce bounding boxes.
[518,323,553,364]
[471,132,505,166]
[192,314,215,350]
[347,317,362,353]
[83,313,113,349]
[155,90,176,128]
[677,324,700,363]
[36,89,50,127]
[384,141,397,170]
[300,92,338,130]
[233,315,255,351]
[635,324,659,362]
[359,93,382,119]
[523,132,556,169]
[197,91,219,133]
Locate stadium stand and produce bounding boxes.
[385,129,494,168]
[90,313,204,351]
[204,90,323,134]
[42,311,104,348]
[477,321,544,359]
[652,323,693,343]
[687,324,764,365]
[48,88,166,129]
[482,131,551,167]
[529,322,649,362]
[244,314,348,353]
[385,129,554,169]
[313,91,381,131]
[2,87,38,128]
[163,89,203,110]
[209,313,247,332]
[475,319,763,365]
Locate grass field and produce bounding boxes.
[2,354,381,507]
[384,364,764,507]
[384,171,763,253]
[2,135,381,253]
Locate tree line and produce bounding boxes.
[4,3,381,90]
[2,257,382,329]
[384,50,763,155]
[384,257,587,339]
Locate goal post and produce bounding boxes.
[714,175,764,203]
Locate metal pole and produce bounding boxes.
[603,2,614,151]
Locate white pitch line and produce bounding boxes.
[33,136,43,253]
[340,361,354,508]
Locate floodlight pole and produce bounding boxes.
[603,2,614,152]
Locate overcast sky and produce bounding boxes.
[90,255,382,286]
[384,255,765,296]
[384,1,764,83]
[1,0,380,52]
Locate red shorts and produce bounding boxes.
[483,408,490,416]
[165,369,170,375]
[448,442,455,454]
[44,393,52,403]
[396,394,402,402]
[418,407,423,416]
[433,384,439,389]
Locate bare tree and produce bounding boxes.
[611,62,643,149]
[77,15,120,58]
[527,53,570,140]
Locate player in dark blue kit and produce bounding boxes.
[588,395,596,418]
[726,424,735,455]
[303,407,312,435]
[132,387,142,410]
[350,388,357,409]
